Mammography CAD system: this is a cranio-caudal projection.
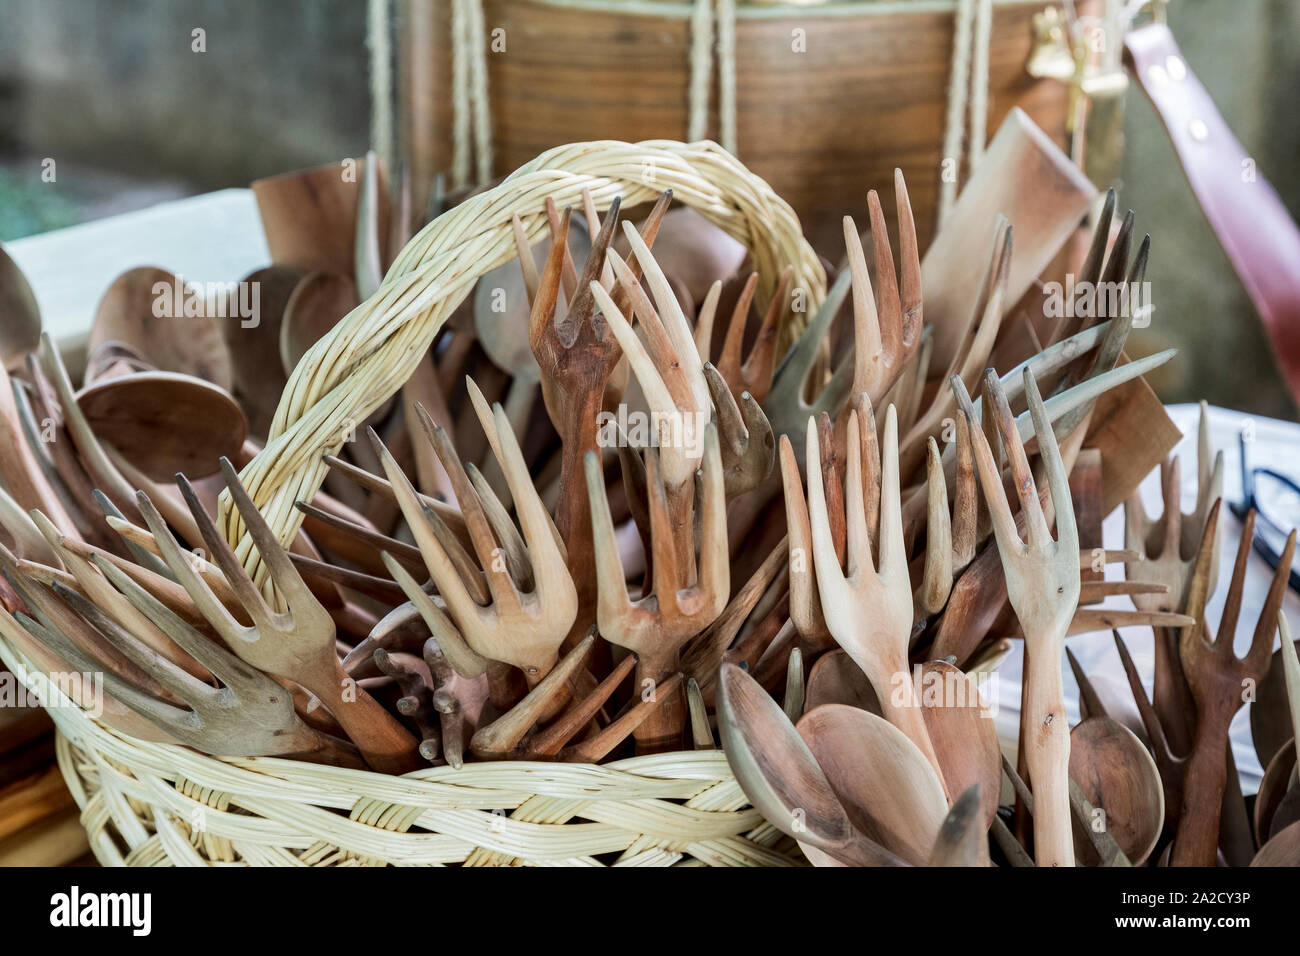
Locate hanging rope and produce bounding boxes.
[969,0,993,169]
[450,0,495,189]
[466,0,494,184]
[687,0,715,142]
[367,0,394,177]
[687,0,739,156]
[716,0,738,154]
[937,0,993,225]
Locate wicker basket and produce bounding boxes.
[0,140,822,866]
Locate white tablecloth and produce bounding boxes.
[993,403,1300,791]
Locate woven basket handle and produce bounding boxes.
[220,139,824,582]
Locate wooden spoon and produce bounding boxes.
[1254,739,1297,843]
[76,371,247,481]
[1250,627,1300,769]
[0,243,41,372]
[717,662,907,866]
[1251,818,1300,866]
[86,266,231,390]
[798,703,949,866]
[222,264,302,438]
[919,660,1001,836]
[1069,716,1164,865]
[278,271,361,374]
[805,648,881,714]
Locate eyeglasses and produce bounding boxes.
[1229,431,1300,593]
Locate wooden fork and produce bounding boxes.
[1171,506,1295,866]
[841,172,923,404]
[966,367,1079,866]
[1124,402,1224,757]
[802,402,947,795]
[711,269,788,406]
[135,459,421,774]
[374,396,577,690]
[586,425,728,754]
[762,266,855,459]
[530,194,668,639]
[13,565,362,766]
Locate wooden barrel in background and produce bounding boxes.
[395,0,1087,254]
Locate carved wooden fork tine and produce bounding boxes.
[461,393,574,607]
[763,266,856,454]
[413,407,521,608]
[588,280,705,497]
[1049,235,1148,441]
[372,431,487,632]
[1113,629,1185,831]
[1047,188,1115,345]
[715,268,787,404]
[779,433,829,646]
[622,221,710,410]
[704,362,775,498]
[918,435,954,618]
[13,597,198,733]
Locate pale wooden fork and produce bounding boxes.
[1124,402,1224,757]
[841,171,923,404]
[803,401,948,796]
[966,367,1079,867]
[374,396,577,688]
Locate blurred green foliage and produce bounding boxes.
[0,166,81,241]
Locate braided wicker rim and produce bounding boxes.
[222,139,824,586]
[0,643,797,865]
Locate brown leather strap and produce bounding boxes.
[1125,23,1300,407]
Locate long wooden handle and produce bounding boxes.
[312,662,422,774]
[1024,642,1073,866]
[1170,714,1230,867]
[632,655,687,755]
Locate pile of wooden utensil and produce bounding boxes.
[1,117,1295,866]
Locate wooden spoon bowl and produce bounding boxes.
[279,271,361,374]
[76,372,247,480]
[88,266,232,389]
[920,660,1001,834]
[1069,715,1164,865]
[805,648,881,714]
[797,703,948,866]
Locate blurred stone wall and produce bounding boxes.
[0,0,370,186]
